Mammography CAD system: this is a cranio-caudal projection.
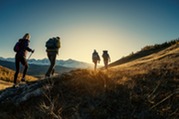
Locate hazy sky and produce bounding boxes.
[0,0,179,63]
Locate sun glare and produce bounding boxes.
[62,22,121,63]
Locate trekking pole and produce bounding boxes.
[27,50,34,61]
[27,52,33,61]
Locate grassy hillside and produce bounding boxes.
[0,41,178,119]
[109,38,179,67]
[0,67,178,118]
[0,65,37,90]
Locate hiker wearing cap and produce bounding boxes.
[45,36,61,78]
[102,50,111,69]
[92,49,100,70]
[13,33,34,87]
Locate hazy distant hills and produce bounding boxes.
[0,57,92,69]
[0,58,93,77]
[0,60,74,78]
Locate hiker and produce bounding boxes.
[13,33,34,87]
[45,36,61,78]
[102,50,110,69]
[92,49,100,70]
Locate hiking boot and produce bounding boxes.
[45,75,50,78]
[21,78,26,82]
[52,69,55,76]
[13,84,18,88]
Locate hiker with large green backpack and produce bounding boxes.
[92,49,100,70]
[45,36,61,78]
[102,50,111,69]
[13,33,34,87]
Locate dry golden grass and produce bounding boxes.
[0,80,12,90]
[0,65,38,90]
[39,66,178,119]
[0,65,178,118]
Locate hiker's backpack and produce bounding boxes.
[13,39,24,52]
[46,38,60,49]
[102,50,109,60]
[93,52,100,61]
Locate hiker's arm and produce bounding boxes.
[25,41,33,52]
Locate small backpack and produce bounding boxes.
[13,39,24,52]
[93,52,100,61]
[102,50,109,60]
[46,38,60,49]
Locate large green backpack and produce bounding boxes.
[46,37,60,49]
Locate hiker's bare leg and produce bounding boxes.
[21,57,28,79]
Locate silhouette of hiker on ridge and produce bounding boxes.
[102,50,110,69]
[92,49,100,70]
[13,33,34,87]
[45,36,61,78]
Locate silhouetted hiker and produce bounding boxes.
[92,49,100,70]
[13,33,34,87]
[102,50,110,69]
[45,36,61,78]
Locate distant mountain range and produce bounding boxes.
[0,57,93,78]
[0,57,92,69]
[0,60,73,78]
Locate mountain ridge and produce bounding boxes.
[109,38,179,67]
[0,60,74,78]
[0,57,92,69]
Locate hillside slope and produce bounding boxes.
[111,42,179,69]
[0,67,178,119]
[109,39,179,67]
[0,41,178,119]
[0,65,37,90]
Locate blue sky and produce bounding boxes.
[0,0,179,63]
